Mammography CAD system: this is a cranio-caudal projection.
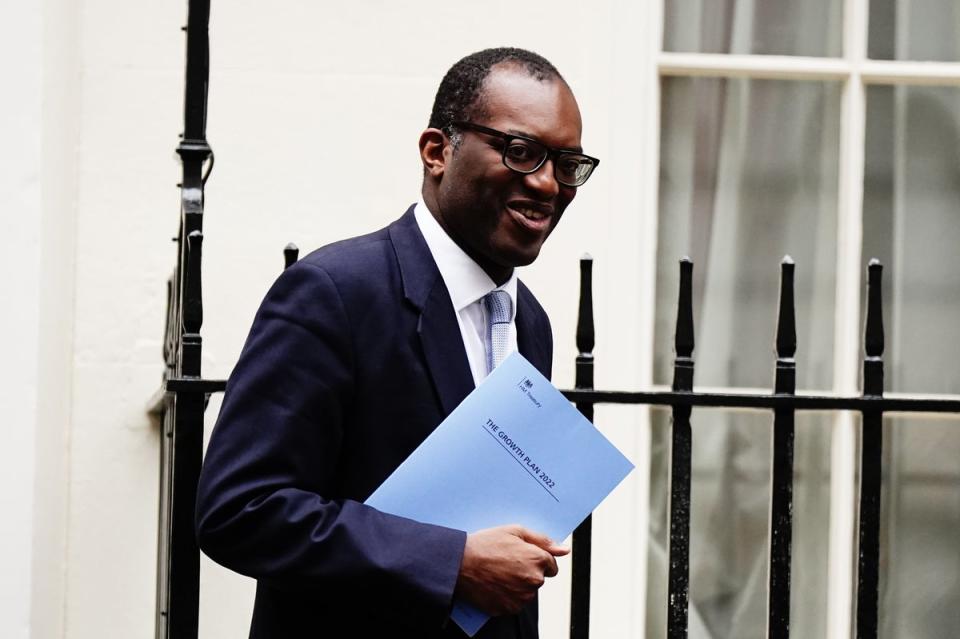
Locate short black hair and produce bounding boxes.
[428,48,564,140]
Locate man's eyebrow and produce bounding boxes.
[505,128,584,153]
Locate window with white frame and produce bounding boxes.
[644,0,960,637]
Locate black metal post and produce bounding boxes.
[667,258,695,639]
[155,2,213,638]
[768,257,797,639]
[857,260,884,639]
[570,254,595,639]
[166,231,205,639]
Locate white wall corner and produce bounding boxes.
[29,1,83,638]
[0,1,44,638]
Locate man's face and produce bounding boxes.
[432,65,583,283]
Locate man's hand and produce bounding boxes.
[454,524,571,616]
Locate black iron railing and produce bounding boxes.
[147,0,212,637]
[561,255,960,639]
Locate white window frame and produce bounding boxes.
[632,0,960,637]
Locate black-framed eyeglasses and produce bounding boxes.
[451,121,600,187]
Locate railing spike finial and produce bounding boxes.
[284,243,300,270]
[675,257,695,362]
[865,260,884,360]
[576,255,595,357]
[776,258,797,362]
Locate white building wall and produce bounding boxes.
[63,2,184,636]
[31,0,81,637]
[1,2,43,637]
[2,2,658,637]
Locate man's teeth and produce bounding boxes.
[516,207,547,220]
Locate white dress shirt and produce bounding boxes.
[414,199,518,387]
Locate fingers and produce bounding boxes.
[514,526,570,556]
[511,526,564,579]
[543,554,559,578]
[457,524,567,616]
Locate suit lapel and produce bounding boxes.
[516,282,551,379]
[389,207,475,416]
[389,207,553,412]
[417,282,475,415]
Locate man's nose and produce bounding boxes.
[523,159,560,199]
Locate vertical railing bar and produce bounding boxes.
[768,257,797,639]
[163,276,176,367]
[155,403,174,636]
[570,254,595,639]
[667,257,694,639]
[167,231,205,639]
[156,270,178,637]
[856,259,884,639]
[182,0,211,141]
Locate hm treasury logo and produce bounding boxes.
[517,377,542,408]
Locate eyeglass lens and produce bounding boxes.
[502,139,594,186]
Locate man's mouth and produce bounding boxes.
[507,202,553,231]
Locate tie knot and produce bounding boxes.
[484,289,512,325]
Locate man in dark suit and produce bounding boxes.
[195,47,599,638]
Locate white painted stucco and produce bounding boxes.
[1,2,43,637]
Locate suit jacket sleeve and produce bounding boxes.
[195,259,466,627]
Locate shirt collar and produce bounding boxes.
[414,198,518,317]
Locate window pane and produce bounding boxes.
[878,416,960,637]
[869,0,960,61]
[646,408,831,639]
[863,85,960,394]
[656,78,840,390]
[664,0,842,57]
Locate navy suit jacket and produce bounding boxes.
[196,207,553,638]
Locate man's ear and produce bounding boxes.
[419,128,448,178]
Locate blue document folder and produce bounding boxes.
[366,352,634,636]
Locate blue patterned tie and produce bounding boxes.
[483,290,512,374]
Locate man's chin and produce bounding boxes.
[499,245,543,270]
